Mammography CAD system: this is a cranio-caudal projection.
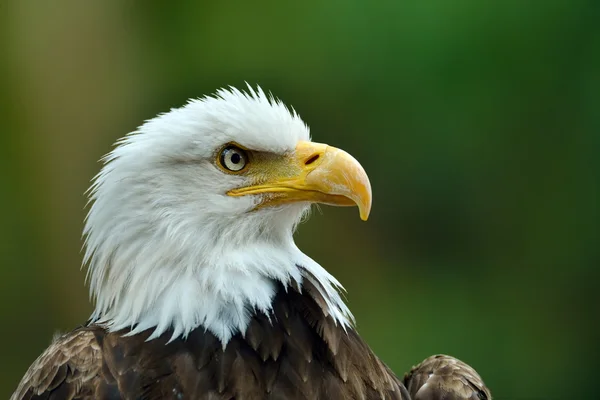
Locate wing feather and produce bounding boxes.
[404,354,491,400]
[11,328,105,400]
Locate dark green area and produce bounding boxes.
[1,1,598,398]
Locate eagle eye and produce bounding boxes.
[218,145,248,172]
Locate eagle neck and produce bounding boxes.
[89,241,353,346]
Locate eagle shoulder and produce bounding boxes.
[403,354,491,400]
[11,327,107,400]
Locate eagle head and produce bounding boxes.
[84,85,371,344]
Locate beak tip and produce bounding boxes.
[358,203,371,221]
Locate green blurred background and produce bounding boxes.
[1,1,598,398]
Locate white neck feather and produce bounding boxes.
[85,200,353,345]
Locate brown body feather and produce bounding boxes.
[13,275,408,400]
[12,276,490,400]
[403,355,491,400]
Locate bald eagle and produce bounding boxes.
[12,86,491,400]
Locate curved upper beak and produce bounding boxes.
[227,141,372,220]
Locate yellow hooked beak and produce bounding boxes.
[227,141,372,220]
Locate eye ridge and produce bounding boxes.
[219,145,249,173]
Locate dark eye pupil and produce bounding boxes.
[231,153,241,164]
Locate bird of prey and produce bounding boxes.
[12,86,491,400]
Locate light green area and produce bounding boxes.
[1,1,598,398]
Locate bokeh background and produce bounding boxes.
[1,1,598,398]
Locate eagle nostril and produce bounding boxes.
[305,154,320,166]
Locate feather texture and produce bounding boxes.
[12,273,408,400]
[403,355,491,400]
